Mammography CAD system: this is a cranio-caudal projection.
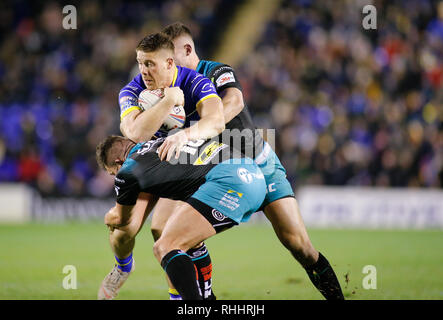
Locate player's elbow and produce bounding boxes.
[121,118,147,143]
[125,126,145,143]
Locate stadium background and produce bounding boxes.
[0,0,442,300]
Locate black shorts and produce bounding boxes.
[186,198,238,233]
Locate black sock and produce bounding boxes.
[304,252,345,300]
[161,250,202,300]
[187,243,216,300]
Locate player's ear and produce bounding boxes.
[115,159,125,166]
[184,43,192,56]
[166,57,174,69]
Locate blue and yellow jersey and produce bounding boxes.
[118,65,220,136]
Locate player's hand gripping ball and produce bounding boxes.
[138,89,186,131]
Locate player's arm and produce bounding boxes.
[185,95,225,140]
[157,95,225,161]
[120,87,184,142]
[209,64,245,124]
[105,192,158,231]
[219,87,245,124]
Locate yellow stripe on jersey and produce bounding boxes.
[120,106,142,121]
[196,94,221,108]
[171,66,178,87]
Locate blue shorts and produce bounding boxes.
[188,158,266,228]
[254,142,295,208]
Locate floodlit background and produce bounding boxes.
[0,0,442,299]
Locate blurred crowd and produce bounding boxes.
[0,0,441,198]
[0,0,229,197]
[238,0,442,188]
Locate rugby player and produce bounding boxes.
[96,135,267,300]
[99,32,224,300]
[162,22,344,300]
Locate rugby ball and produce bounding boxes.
[138,89,186,130]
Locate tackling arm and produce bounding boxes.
[184,96,226,140]
[219,87,245,124]
[105,192,158,236]
[157,95,225,161]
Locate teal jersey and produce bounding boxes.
[196,60,264,158]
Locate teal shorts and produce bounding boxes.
[188,158,267,226]
[254,142,295,208]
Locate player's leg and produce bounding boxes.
[98,193,155,300]
[153,203,217,300]
[151,197,217,300]
[264,197,344,300]
[150,198,181,241]
[260,147,344,299]
[264,197,318,266]
[154,160,266,300]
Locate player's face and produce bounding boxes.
[136,49,174,90]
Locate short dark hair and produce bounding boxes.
[136,32,175,53]
[96,135,126,169]
[162,22,193,40]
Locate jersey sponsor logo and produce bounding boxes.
[211,209,226,221]
[219,190,241,211]
[201,82,216,93]
[193,141,228,165]
[212,65,233,77]
[120,96,138,111]
[216,72,235,88]
[227,189,243,198]
[237,167,253,184]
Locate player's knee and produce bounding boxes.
[153,238,173,261]
[153,236,190,261]
[151,227,162,241]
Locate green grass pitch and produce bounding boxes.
[1,221,442,300]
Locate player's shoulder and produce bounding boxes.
[199,60,234,77]
[197,60,222,75]
[119,73,145,98]
[118,74,145,119]
[177,65,206,83]
[198,60,239,91]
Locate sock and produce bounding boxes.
[304,252,345,300]
[187,243,216,300]
[115,253,133,273]
[161,249,202,300]
[168,288,182,300]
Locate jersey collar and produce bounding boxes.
[170,66,179,87]
[196,60,205,74]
